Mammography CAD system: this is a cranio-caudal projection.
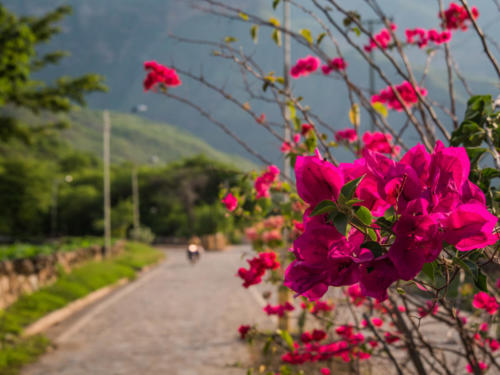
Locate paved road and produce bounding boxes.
[22,245,272,375]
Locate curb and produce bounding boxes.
[22,260,164,338]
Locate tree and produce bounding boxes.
[0,4,106,142]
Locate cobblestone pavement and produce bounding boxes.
[22,245,272,375]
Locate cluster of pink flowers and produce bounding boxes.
[143,61,181,91]
[466,362,488,374]
[362,131,400,156]
[301,329,327,343]
[281,326,370,365]
[321,58,348,75]
[439,2,479,31]
[238,325,251,339]
[301,123,314,136]
[371,81,428,111]
[472,292,499,315]
[301,300,334,314]
[335,128,358,143]
[237,251,280,288]
[264,302,294,317]
[361,317,384,328]
[280,134,301,154]
[347,284,366,306]
[245,216,285,244]
[405,28,452,48]
[364,24,397,52]
[335,129,399,156]
[285,141,498,301]
[221,193,237,211]
[255,165,280,199]
[290,55,321,78]
[417,300,439,318]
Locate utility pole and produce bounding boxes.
[279,0,292,332]
[367,20,378,131]
[131,165,140,231]
[365,18,393,131]
[103,110,112,257]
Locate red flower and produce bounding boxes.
[473,292,499,315]
[238,325,250,339]
[143,61,181,91]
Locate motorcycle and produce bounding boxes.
[187,243,201,264]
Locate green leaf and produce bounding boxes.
[333,213,348,236]
[299,28,313,45]
[340,175,364,201]
[272,0,281,10]
[310,200,337,217]
[278,329,295,351]
[361,241,384,258]
[475,270,488,292]
[287,101,296,119]
[250,25,259,43]
[316,32,326,45]
[367,228,377,241]
[466,147,487,166]
[372,102,388,118]
[355,206,373,226]
[224,36,238,43]
[239,12,249,21]
[352,27,361,36]
[271,29,282,47]
[345,198,363,206]
[421,261,436,282]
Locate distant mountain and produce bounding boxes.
[5,107,256,170]
[3,0,499,164]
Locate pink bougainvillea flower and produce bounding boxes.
[143,61,181,91]
[294,154,344,206]
[301,123,314,135]
[442,203,498,251]
[320,368,331,375]
[263,302,295,317]
[490,338,500,352]
[335,128,358,143]
[385,332,400,344]
[238,325,250,339]
[311,300,334,314]
[347,284,366,306]
[237,252,280,288]
[440,2,479,31]
[418,300,439,318]
[371,81,427,111]
[280,141,293,154]
[406,28,452,48]
[362,131,399,156]
[321,57,348,75]
[466,362,487,374]
[358,257,399,301]
[473,292,499,315]
[291,55,321,78]
[221,193,237,212]
[254,165,280,199]
[256,113,266,124]
[286,140,498,302]
[364,24,397,52]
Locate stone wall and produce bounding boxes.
[0,240,125,310]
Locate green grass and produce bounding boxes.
[0,237,117,261]
[0,242,164,375]
[0,336,49,375]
